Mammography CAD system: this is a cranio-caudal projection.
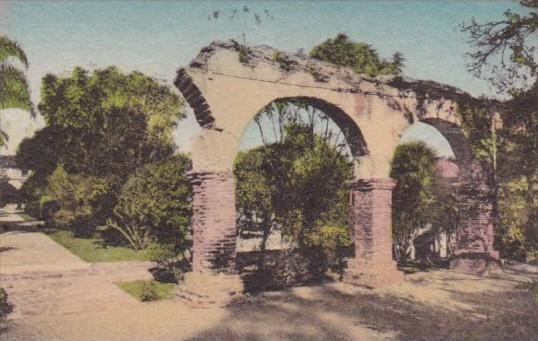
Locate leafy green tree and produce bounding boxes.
[0,35,35,147]
[461,0,538,94]
[234,148,274,271]
[462,0,538,261]
[496,81,538,260]
[309,33,404,76]
[390,142,457,263]
[270,124,353,252]
[17,67,185,236]
[39,164,115,235]
[457,102,504,228]
[17,126,71,206]
[102,154,192,250]
[31,67,183,177]
[235,102,354,278]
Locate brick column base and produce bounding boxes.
[343,178,404,288]
[176,272,243,308]
[450,182,501,274]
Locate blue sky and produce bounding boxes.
[0,0,523,156]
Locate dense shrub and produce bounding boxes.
[390,142,458,264]
[39,164,117,235]
[0,288,13,320]
[0,174,8,208]
[16,67,185,238]
[0,179,19,207]
[310,33,404,76]
[235,113,353,286]
[148,243,187,283]
[102,154,192,249]
[244,249,329,291]
[140,282,158,302]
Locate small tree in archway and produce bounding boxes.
[391,141,458,265]
[234,101,354,287]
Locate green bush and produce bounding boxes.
[0,178,19,207]
[148,243,184,283]
[52,208,77,227]
[106,154,192,249]
[0,174,7,207]
[390,142,457,264]
[238,45,252,63]
[0,288,13,320]
[16,66,184,238]
[251,250,317,291]
[140,282,158,302]
[310,33,404,76]
[116,280,175,302]
[39,195,60,220]
[235,116,354,284]
[34,164,117,235]
[273,52,296,72]
[24,200,40,219]
[24,197,56,221]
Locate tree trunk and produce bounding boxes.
[257,219,271,272]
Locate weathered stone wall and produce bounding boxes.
[175,41,482,179]
[177,41,499,287]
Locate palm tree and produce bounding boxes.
[0,34,34,147]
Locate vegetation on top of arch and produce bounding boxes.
[309,33,405,77]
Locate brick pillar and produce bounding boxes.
[189,171,238,272]
[178,171,243,307]
[450,181,500,274]
[343,178,403,288]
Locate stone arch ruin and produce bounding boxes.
[174,41,499,300]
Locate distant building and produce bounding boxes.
[0,155,29,190]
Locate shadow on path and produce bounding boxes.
[186,273,538,341]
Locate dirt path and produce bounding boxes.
[1,231,537,341]
[0,231,157,338]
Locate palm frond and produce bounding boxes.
[0,35,29,68]
[0,64,35,116]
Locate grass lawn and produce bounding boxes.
[19,213,36,221]
[48,230,153,262]
[115,280,176,302]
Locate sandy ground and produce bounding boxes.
[1,230,537,341]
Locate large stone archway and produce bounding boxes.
[174,41,499,300]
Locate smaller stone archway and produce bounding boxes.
[175,41,499,304]
[413,117,499,272]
